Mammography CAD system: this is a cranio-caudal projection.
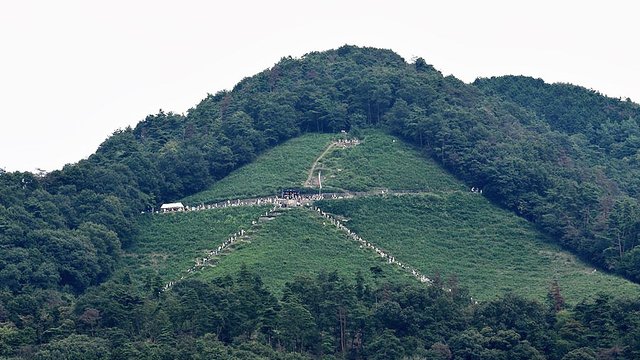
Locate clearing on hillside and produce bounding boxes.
[125,206,269,282]
[313,131,466,192]
[135,130,639,303]
[183,133,334,204]
[316,194,640,304]
[193,208,412,293]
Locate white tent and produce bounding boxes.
[160,202,185,212]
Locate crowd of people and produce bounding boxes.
[156,192,362,215]
[334,138,361,148]
[156,196,281,214]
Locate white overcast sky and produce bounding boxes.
[1,0,639,172]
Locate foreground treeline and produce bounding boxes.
[0,269,637,359]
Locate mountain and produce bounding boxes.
[1,45,640,358]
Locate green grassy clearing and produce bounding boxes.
[316,194,640,304]
[194,208,413,294]
[124,206,269,282]
[183,133,334,204]
[133,131,639,304]
[316,131,466,192]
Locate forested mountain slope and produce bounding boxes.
[473,76,640,279]
[1,45,640,358]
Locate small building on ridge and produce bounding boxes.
[161,202,185,212]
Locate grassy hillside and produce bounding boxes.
[129,130,639,304]
[124,206,269,282]
[184,130,465,201]
[193,208,412,293]
[182,133,334,204]
[316,132,466,192]
[316,194,640,304]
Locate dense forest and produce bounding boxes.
[5,268,639,359]
[1,45,640,358]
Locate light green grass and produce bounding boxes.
[194,208,413,294]
[183,133,334,204]
[132,131,639,303]
[317,131,466,192]
[124,206,269,282]
[315,194,640,304]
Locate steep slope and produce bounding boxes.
[194,208,412,293]
[130,131,639,303]
[317,194,639,303]
[182,133,334,203]
[124,205,269,283]
[310,131,465,192]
